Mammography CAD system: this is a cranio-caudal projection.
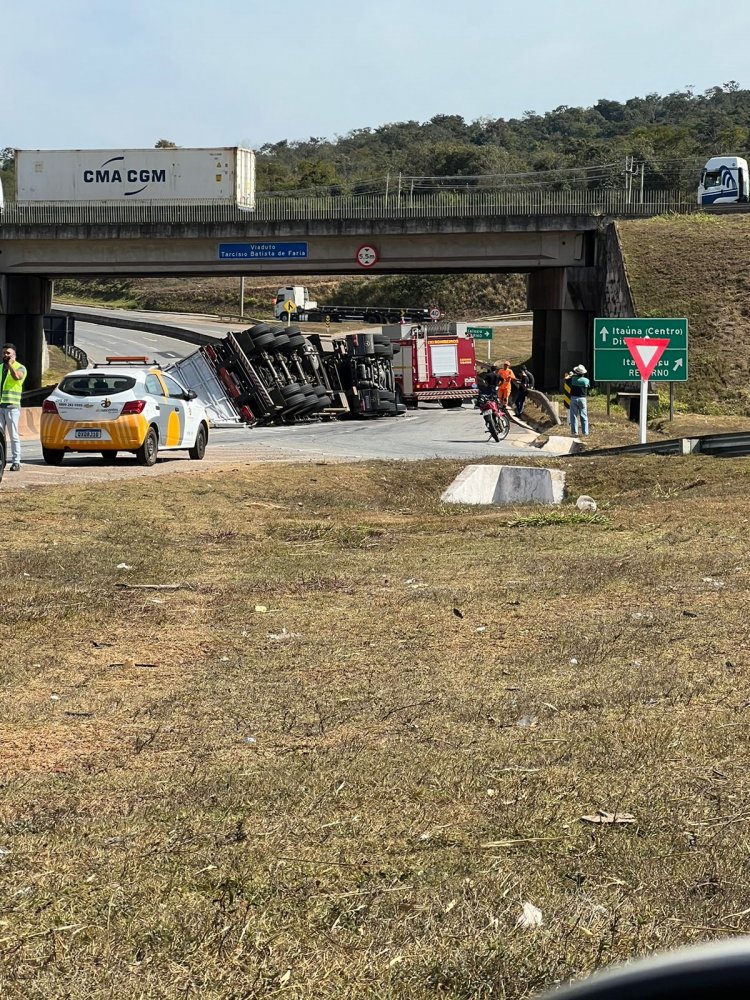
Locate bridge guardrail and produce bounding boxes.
[579,432,750,459]
[1,189,698,225]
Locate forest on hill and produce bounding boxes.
[2,82,749,198]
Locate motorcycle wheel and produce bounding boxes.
[485,413,500,442]
[496,412,511,441]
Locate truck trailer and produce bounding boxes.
[274,285,431,325]
[380,322,478,408]
[13,147,256,208]
[167,323,404,426]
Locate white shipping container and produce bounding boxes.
[14,147,256,207]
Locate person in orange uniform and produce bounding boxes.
[497,360,516,408]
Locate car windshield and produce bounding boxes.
[58,375,137,397]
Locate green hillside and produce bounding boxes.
[618,214,750,413]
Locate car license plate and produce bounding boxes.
[75,429,102,440]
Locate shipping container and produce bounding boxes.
[14,147,256,208]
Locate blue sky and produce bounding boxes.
[5,0,748,150]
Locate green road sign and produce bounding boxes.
[594,317,688,382]
[467,326,493,340]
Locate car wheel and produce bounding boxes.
[42,447,65,465]
[136,426,159,467]
[100,451,118,463]
[189,423,207,460]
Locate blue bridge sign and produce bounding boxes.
[218,242,308,260]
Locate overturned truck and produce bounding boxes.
[170,323,406,426]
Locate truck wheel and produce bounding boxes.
[272,332,291,349]
[189,423,208,460]
[42,447,65,465]
[235,331,258,356]
[374,344,393,356]
[252,332,278,350]
[280,383,304,398]
[136,427,159,467]
[285,334,307,349]
[248,323,272,337]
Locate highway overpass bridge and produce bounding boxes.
[0,199,635,389]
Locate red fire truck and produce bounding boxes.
[381,322,479,408]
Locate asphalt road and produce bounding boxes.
[19,308,542,484]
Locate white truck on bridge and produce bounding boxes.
[698,155,749,206]
[274,285,432,325]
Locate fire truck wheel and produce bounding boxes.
[440,399,464,409]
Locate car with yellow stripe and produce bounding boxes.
[40,358,209,466]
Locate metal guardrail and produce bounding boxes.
[696,432,750,457]
[62,344,88,369]
[580,432,750,459]
[1,189,697,225]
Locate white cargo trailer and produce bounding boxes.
[14,147,256,208]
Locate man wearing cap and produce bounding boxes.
[565,364,591,436]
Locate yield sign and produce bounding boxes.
[623,337,671,380]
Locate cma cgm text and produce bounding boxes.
[82,169,167,183]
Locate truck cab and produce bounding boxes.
[274,286,317,320]
[698,156,749,205]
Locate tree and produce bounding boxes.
[154,138,178,148]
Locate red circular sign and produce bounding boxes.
[356,244,379,268]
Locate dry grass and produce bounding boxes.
[2,457,750,997]
[619,214,750,414]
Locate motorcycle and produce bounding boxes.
[477,393,510,442]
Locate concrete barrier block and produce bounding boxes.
[18,407,42,439]
[533,435,585,455]
[441,465,566,505]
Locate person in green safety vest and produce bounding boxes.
[0,344,28,471]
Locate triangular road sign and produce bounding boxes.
[624,337,671,380]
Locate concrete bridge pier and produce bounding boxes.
[528,268,597,391]
[0,276,52,390]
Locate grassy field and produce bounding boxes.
[619,214,750,414]
[2,456,750,998]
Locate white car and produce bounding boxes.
[40,358,210,466]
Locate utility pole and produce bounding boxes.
[240,276,245,318]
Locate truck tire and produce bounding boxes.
[252,332,278,351]
[248,323,272,337]
[272,332,291,349]
[235,330,258,356]
[280,383,305,398]
[374,344,393,356]
[285,334,307,349]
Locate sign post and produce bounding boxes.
[593,318,688,383]
[623,337,670,443]
[466,325,493,361]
